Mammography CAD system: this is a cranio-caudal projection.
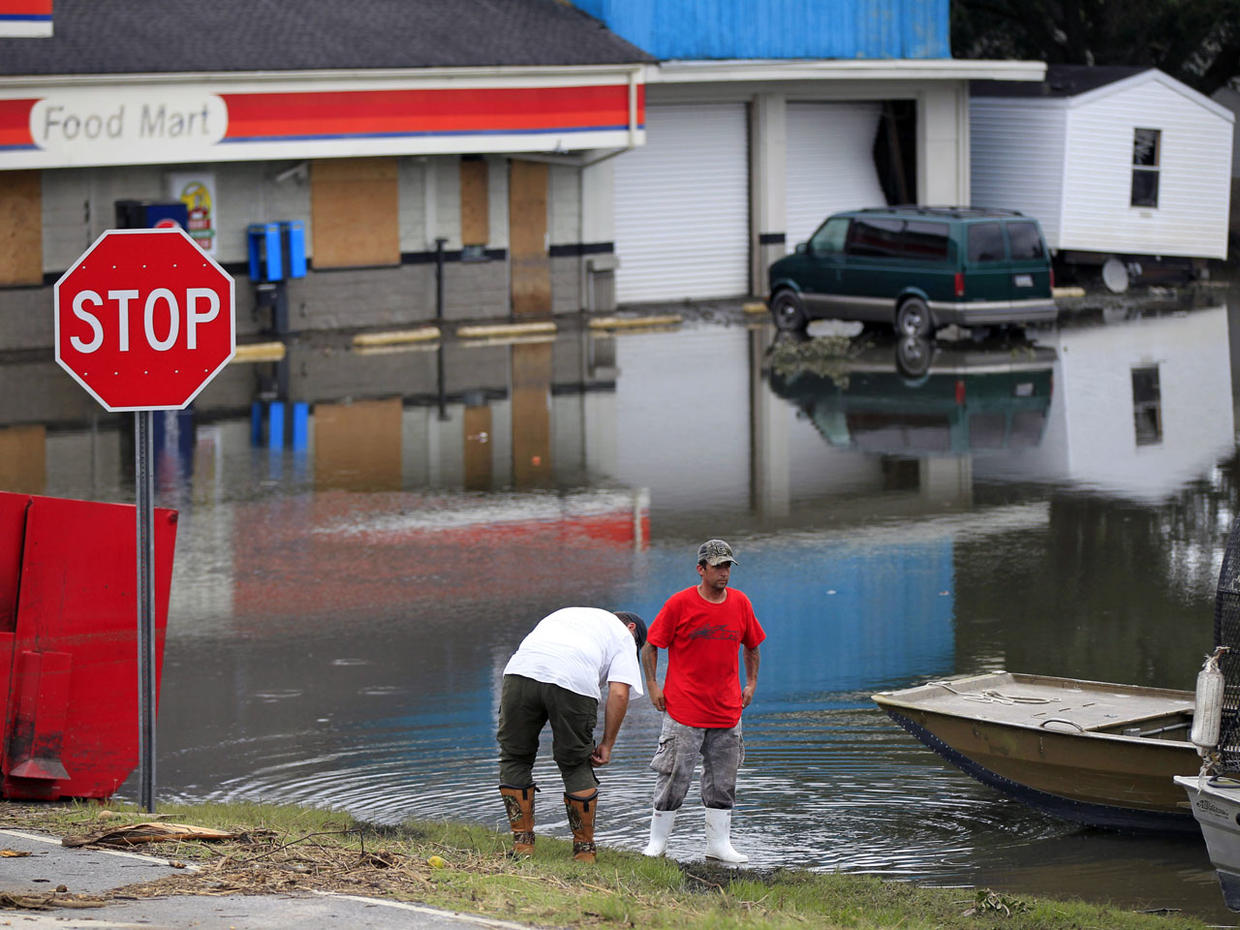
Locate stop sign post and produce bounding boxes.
[54,227,236,812]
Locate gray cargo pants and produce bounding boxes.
[649,714,744,812]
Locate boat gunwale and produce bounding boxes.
[872,671,1195,747]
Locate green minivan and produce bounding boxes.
[767,206,1057,336]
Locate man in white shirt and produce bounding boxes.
[497,607,646,863]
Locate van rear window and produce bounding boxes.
[902,221,950,260]
[967,223,1005,263]
[1006,221,1045,260]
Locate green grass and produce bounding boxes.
[0,800,1218,930]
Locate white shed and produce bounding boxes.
[970,66,1234,288]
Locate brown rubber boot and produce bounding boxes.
[564,791,598,863]
[499,784,537,856]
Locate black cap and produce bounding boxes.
[614,610,647,651]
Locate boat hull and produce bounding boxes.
[1175,775,1240,910]
[874,672,1200,833]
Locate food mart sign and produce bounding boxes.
[0,71,646,169]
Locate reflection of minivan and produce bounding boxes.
[767,206,1057,336]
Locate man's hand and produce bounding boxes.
[741,682,756,708]
[592,681,630,767]
[648,681,666,712]
[641,643,665,711]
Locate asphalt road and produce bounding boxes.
[0,828,528,929]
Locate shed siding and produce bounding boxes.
[1059,79,1232,258]
[574,0,948,60]
[968,99,1067,246]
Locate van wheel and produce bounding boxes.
[770,291,808,332]
[895,297,932,338]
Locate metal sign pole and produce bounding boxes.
[135,409,156,812]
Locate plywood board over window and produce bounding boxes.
[310,158,400,269]
[460,157,490,247]
[509,160,550,317]
[0,170,43,286]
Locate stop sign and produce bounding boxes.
[55,227,236,412]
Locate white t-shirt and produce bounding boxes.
[503,607,644,701]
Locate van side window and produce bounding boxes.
[967,222,1005,263]
[847,218,903,257]
[902,221,950,260]
[1006,221,1044,260]
[809,216,850,254]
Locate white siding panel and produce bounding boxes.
[614,103,749,304]
[1060,78,1233,258]
[969,99,1067,247]
[784,102,886,250]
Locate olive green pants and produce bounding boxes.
[497,674,600,795]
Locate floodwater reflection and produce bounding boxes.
[4,299,1240,922]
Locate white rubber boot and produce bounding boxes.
[703,807,747,864]
[642,808,677,857]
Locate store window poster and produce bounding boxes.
[168,172,217,255]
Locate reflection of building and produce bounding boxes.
[978,306,1235,499]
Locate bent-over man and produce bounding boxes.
[497,607,646,863]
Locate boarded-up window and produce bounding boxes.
[0,170,43,286]
[310,158,400,268]
[460,157,489,246]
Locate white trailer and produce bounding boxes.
[970,65,1234,291]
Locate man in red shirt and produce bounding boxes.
[639,539,765,863]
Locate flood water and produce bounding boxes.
[7,290,1240,923]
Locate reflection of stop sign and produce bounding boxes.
[55,227,235,412]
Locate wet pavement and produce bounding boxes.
[0,829,529,930]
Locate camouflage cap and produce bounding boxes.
[697,539,738,566]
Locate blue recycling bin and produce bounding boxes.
[246,221,307,282]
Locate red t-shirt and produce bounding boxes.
[648,585,766,728]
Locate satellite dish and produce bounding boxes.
[1102,257,1129,293]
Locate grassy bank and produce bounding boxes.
[0,800,1217,929]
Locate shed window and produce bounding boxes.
[1131,128,1161,208]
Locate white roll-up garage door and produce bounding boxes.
[613,103,749,304]
[785,103,887,252]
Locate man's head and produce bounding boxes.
[697,538,738,568]
[614,610,647,652]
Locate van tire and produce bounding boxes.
[770,290,808,332]
[895,297,932,338]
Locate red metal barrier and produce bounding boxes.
[0,492,177,800]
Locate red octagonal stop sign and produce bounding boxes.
[55,227,236,412]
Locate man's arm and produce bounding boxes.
[590,681,631,766]
[741,645,760,708]
[640,642,664,712]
